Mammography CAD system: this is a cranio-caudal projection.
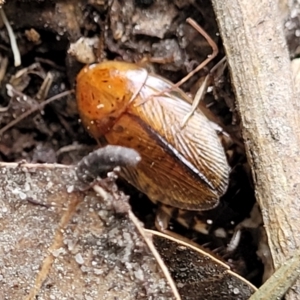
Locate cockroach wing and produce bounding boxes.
[109,112,225,210]
[123,74,230,210]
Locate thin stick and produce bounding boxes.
[156,18,218,96]
[0,8,21,67]
[174,18,218,90]
[149,18,219,127]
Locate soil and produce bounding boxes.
[1,0,299,290]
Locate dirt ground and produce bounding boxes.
[1,0,300,296]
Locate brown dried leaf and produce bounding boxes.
[0,162,175,299]
[150,230,257,300]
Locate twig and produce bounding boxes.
[0,8,21,67]
[211,0,300,298]
[249,251,300,300]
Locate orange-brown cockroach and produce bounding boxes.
[76,60,230,212]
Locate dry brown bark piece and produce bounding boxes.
[211,0,300,298]
[150,230,257,300]
[0,162,176,300]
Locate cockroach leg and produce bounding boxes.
[155,205,223,254]
[156,204,212,237]
[155,205,172,232]
[226,203,264,252]
[180,72,210,128]
[180,57,227,128]
[226,228,242,252]
[210,56,227,81]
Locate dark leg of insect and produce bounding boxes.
[155,204,211,235]
[226,228,242,252]
[156,204,211,235]
[181,57,227,128]
[226,203,263,252]
[155,206,202,249]
[155,205,176,233]
[155,205,225,254]
[155,202,249,255]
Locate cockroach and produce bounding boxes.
[77,62,229,204]
[76,19,230,233]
